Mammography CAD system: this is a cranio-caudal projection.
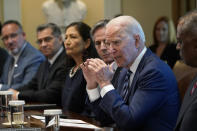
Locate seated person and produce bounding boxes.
[0,21,8,77]
[61,22,98,113]
[81,16,180,131]
[91,19,113,65]
[90,19,120,88]
[149,16,180,68]
[174,9,197,131]
[0,20,45,90]
[9,23,66,105]
[0,47,8,77]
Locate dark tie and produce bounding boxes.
[121,70,132,101]
[190,81,197,95]
[43,61,51,83]
[8,57,15,86]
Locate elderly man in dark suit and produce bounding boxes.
[174,9,197,131]
[81,16,180,131]
[9,23,66,105]
[0,20,45,90]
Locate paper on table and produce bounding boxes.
[60,118,86,124]
[31,115,101,130]
[60,122,101,130]
[31,115,45,120]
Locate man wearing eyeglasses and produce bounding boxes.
[0,20,45,91]
[9,23,67,105]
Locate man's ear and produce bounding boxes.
[22,32,26,39]
[134,34,140,49]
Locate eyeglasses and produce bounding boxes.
[36,36,54,44]
[94,40,109,47]
[1,33,19,42]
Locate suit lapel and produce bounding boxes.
[5,56,14,83]
[176,75,197,125]
[12,43,28,76]
[124,49,151,103]
[42,50,66,87]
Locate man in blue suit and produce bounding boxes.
[81,16,180,131]
[0,20,45,90]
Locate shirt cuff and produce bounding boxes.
[100,84,115,98]
[0,84,2,90]
[86,87,100,102]
[16,92,19,100]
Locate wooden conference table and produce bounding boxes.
[0,104,112,131]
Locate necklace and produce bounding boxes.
[69,66,80,78]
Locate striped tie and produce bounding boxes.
[121,70,132,101]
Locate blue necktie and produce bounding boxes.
[121,70,132,101]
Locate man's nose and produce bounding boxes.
[100,42,107,50]
[40,41,48,47]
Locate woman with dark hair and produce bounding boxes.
[61,22,99,114]
[149,16,180,68]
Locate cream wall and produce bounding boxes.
[122,0,172,46]
[21,0,46,48]
[1,0,172,48]
[21,0,104,48]
[83,0,104,26]
[0,0,3,21]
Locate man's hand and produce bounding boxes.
[84,58,113,88]
[81,60,98,89]
[8,89,19,100]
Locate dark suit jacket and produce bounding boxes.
[174,75,197,131]
[0,43,45,90]
[0,47,8,77]
[91,49,180,131]
[17,49,66,105]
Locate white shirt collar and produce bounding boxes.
[129,47,147,74]
[48,46,64,65]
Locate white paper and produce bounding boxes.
[60,122,101,130]
[31,115,45,120]
[31,115,101,130]
[60,118,86,124]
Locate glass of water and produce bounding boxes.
[8,100,25,127]
[44,109,62,131]
[0,91,13,117]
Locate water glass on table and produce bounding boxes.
[0,91,13,117]
[44,109,62,131]
[8,100,25,127]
